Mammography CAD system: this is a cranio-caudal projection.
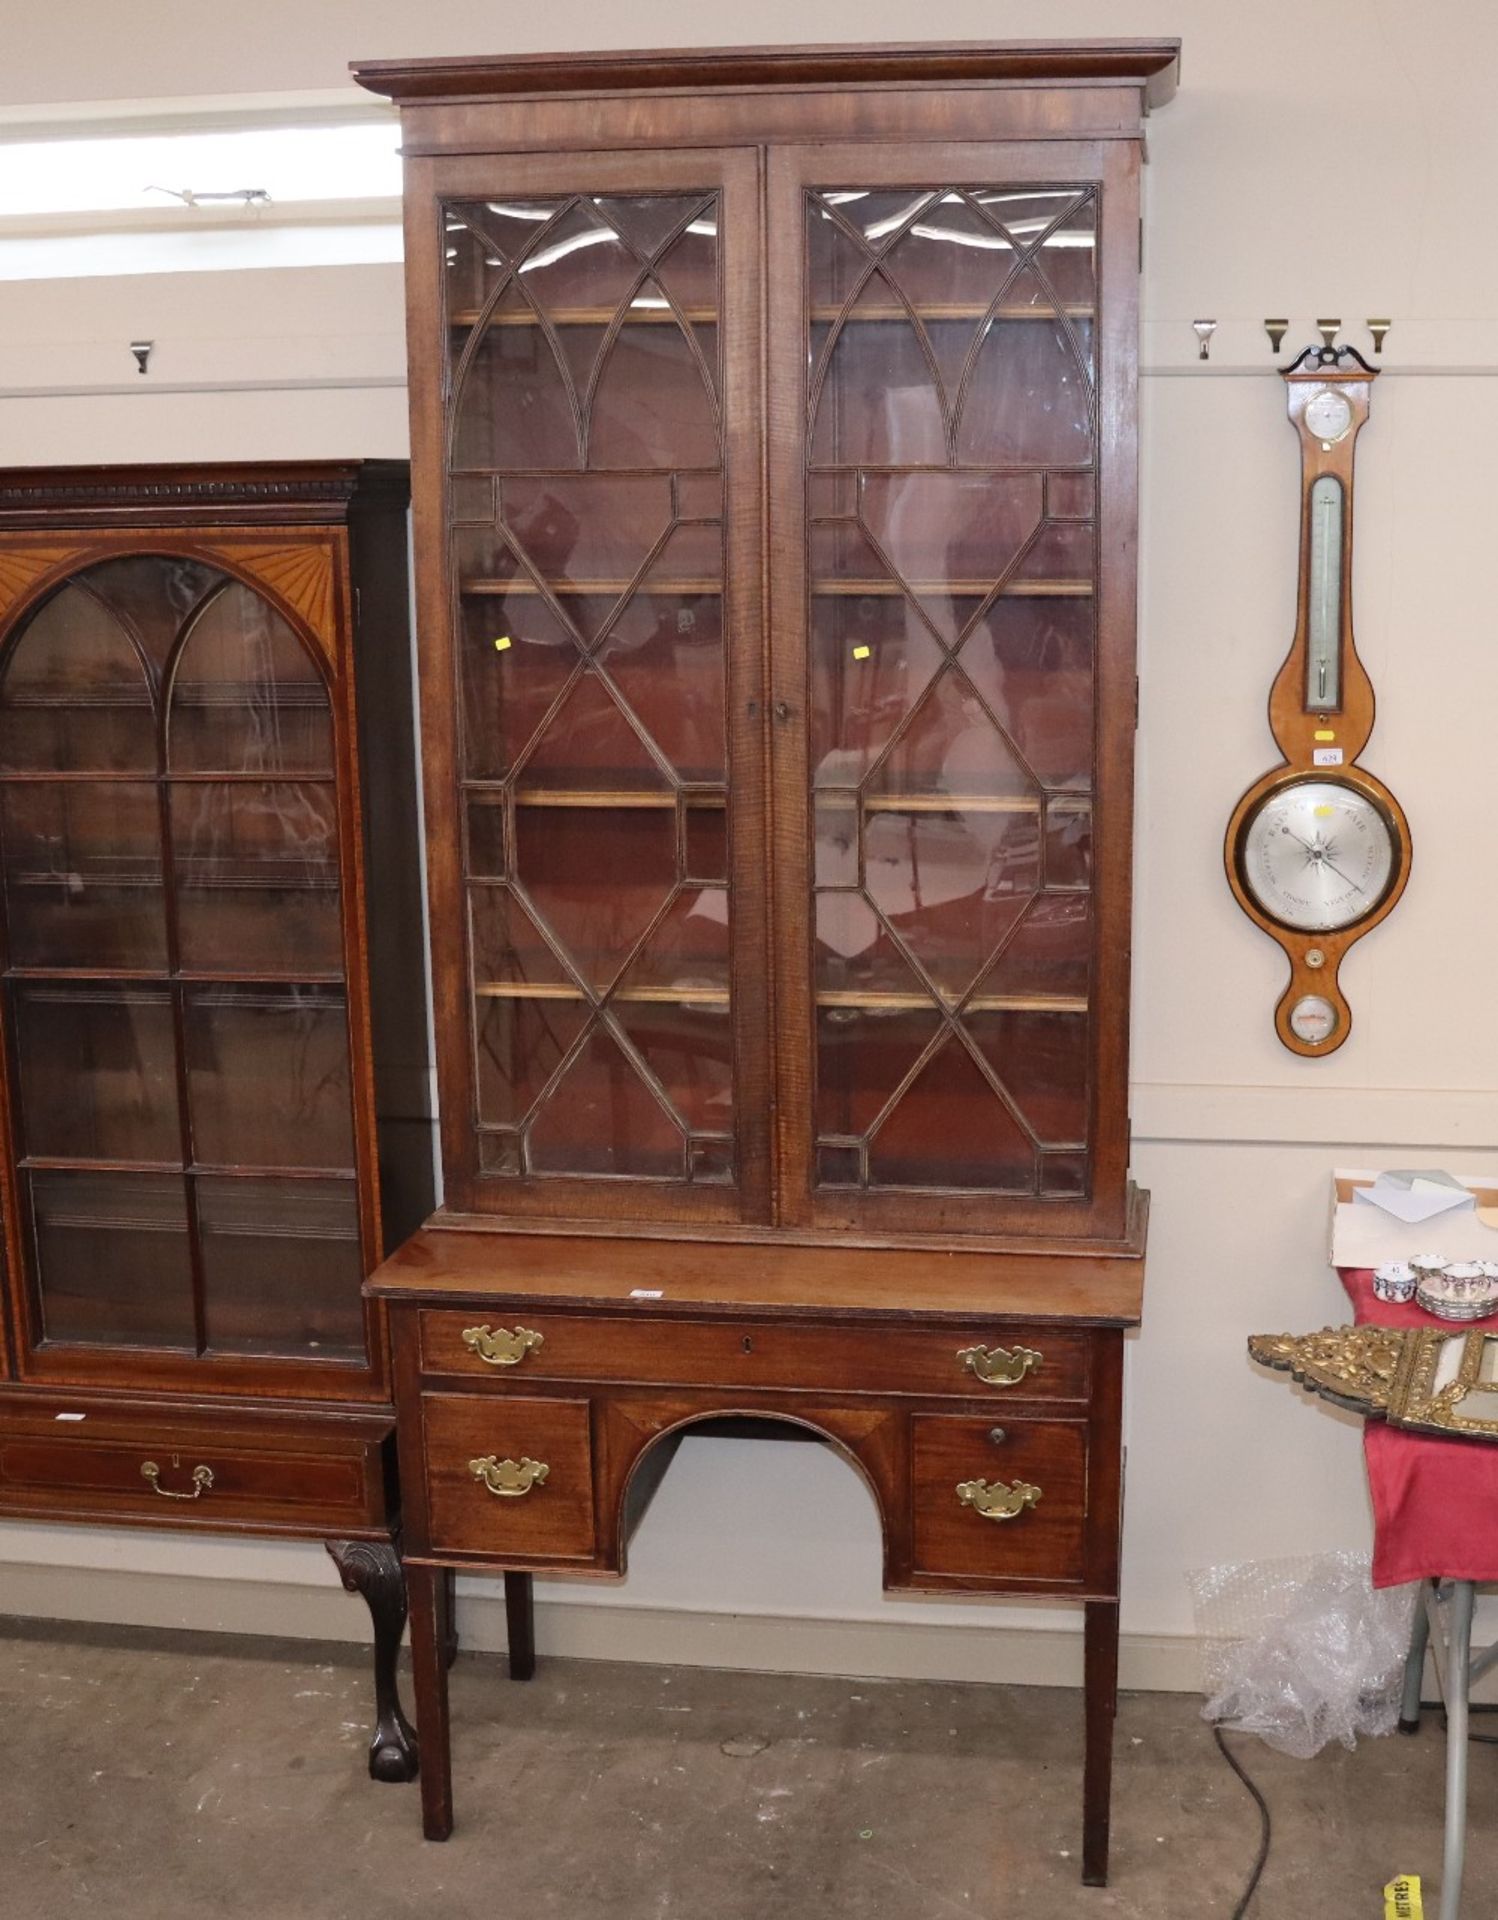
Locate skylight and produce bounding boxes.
[0,120,402,220]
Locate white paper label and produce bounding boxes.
[54,1412,86,1422]
[1313,746,1344,766]
[629,1288,664,1299]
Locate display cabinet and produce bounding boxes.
[357,38,1179,1878]
[0,462,433,1780]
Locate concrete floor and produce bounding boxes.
[0,1616,1491,1918]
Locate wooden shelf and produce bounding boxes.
[450,303,1093,330]
[821,791,1090,814]
[460,578,719,597]
[463,789,1085,814]
[458,577,1090,598]
[469,788,725,811]
[6,966,346,987]
[818,989,1087,1014]
[473,980,1085,1015]
[476,981,729,1007]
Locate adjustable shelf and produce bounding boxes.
[449,303,1094,329]
[458,576,1091,598]
[473,979,1085,1014]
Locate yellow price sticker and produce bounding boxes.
[1385,1875,1424,1920]
[852,644,872,661]
[493,635,512,653]
[1314,804,1335,817]
[1314,729,1336,742]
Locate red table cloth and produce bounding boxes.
[1340,1267,1498,1588]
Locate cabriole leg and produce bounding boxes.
[326,1539,419,1784]
[1082,1599,1120,1887]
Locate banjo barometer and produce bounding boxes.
[1225,343,1412,1056]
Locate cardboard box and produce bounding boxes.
[1330,1168,1498,1270]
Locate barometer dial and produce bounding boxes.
[1238,779,1397,932]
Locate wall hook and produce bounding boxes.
[1367,317,1392,355]
[1264,318,1288,354]
[130,341,153,376]
[1316,317,1341,351]
[1191,319,1217,362]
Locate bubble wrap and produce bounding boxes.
[1187,1551,1419,1758]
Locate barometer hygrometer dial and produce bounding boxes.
[1224,345,1412,1057]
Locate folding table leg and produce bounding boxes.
[1438,1580,1475,1920]
[1399,1580,1434,1734]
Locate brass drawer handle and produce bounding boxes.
[956,1477,1042,1522]
[957,1344,1043,1387]
[141,1460,214,1501]
[462,1324,544,1367]
[469,1454,549,1499]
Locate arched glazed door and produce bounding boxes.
[0,555,370,1369]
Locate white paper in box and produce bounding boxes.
[1329,1168,1498,1270]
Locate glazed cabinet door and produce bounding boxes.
[767,142,1140,1240]
[0,541,384,1394]
[408,149,769,1223]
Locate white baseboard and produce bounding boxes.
[0,1558,1199,1692]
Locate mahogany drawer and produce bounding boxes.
[417,1309,1089,1402]
[0,1419,381,1533]
[420,1392,596,1561]
[910,1415,1088,1585]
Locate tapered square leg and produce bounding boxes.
[409,1563,454,1840]
[325,1539,418,1783]
[437,1566,460,1670]
[505,1571,536,1681]
[1082,1600,1120,1887]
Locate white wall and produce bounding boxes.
[1,0,1496,1689]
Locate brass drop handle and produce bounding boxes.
[469,1455,549,1499]
[141,1460,214,1501]
[957,1343,1043,1388]
[956,1477,1042,1522]
[462,1324,544,1367]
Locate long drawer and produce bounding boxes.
[0,1401,391,1535]
[416,1309,1088,1402]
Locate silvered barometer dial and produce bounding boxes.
[1239,779,1397,932]
[1224,343,1412,1057]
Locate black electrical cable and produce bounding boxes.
[1212,1724,1272,1918]
[1213,1700,1497,1918]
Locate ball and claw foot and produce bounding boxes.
[326,1539,420,1783]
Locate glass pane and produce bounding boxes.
[170,780,342,973]
[527,1025,684,1178]
[197,1174,364,1359]
[446,184,733,1191]
[168,581,333,774]
[1,780,167,971]
[71,555,223,682]
[185,984,354,1170]
[14,982,179,1162]
[30,1169,194,1347]
[513,805,676,990]
[806,181,1099,1202]
[0,582,155,772]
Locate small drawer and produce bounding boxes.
[910,1415,1088,1584]
[418,1309,1088,1402]
[0,1422,377,1532]
[421,1392,595,1561]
